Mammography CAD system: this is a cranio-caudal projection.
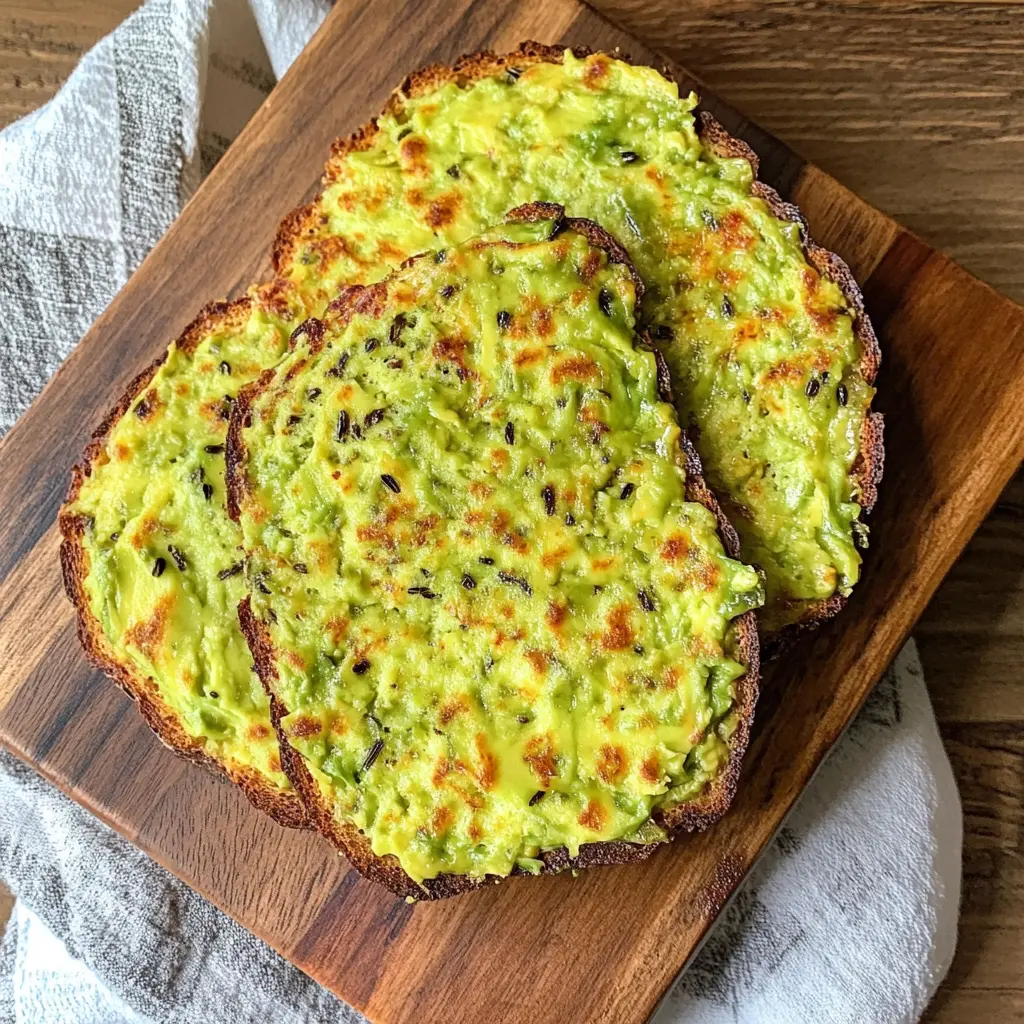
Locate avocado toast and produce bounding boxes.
[227,209,762,897]
[273,43,882,639]
[59,282,309,828]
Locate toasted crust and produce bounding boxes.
[271,42,882,654]
[232,211,760,899]
[58,299,307,830]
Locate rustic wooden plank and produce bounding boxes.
[1,1,1023,1021]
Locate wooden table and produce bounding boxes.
[1,2,1021,1020]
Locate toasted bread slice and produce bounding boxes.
[59,283,310,828]
[228,207,761,898]
[270,42,883,644]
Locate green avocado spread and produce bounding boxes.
[278,51,875,631]
[236,220,762,883]
[65,283,308,793]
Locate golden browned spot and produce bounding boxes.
[661,533,690,564]
[115,443,131,462]
[583,56,610,89]
[808,307,841,333]
[288,716,322,738]
[602,602,635,651]
[376,239,405,262]
[519,295,555,338]
[719,210,756,251]
[129,515,163,551]
[641,753,662,784]
[578,798,608,832]
[124,594,175,659]
[325,616,350,644]
[475,733,499,790]
[432,757,452,787]
[552,354,600,385]
[399,135,428,173]
[524,734,558,785]
[283,357,309,383]
[545,600,568,632]
[761,360,805,386]
[432,335,472,378]
[580,248,602,281]
[247,723,271,741]
[409,513,440,549]
[541,544,571,570]
[490,448,510,470]
[439,694,469,725]
[525,649,548,676]
[715,267,742,290]
[468,481,494,500]
[134,389,163,422]
[425,190,461,229]
[663,666,682,690]
[596,744,628,784]
[284,650,307,671]
[431,805,454,835]
[802,266,820,296]
[502,531,529,555]
[468,820,483,843]
[513,346,545,370]
[268,755,282,773]
[591,555,617,573]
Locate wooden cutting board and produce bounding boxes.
[1,0,1022,1020]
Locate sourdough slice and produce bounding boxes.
[228,207,761,899]
[59,282,310,828]
[271,42,883,643]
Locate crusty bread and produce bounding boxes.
[230,205,761,899]
[271,41,883,655]
[59,298,307,829]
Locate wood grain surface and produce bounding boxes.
[1,1,1022,1021]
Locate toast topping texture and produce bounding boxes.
[59,282,310,827]
[273,46,881,634]
[229,214,762,886]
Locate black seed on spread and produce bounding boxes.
[822,371,830,382]
[742,390,751,404]
[598,288,614,317]
[407,586,436,598]
[362,739,384,772]
[516,714,530,724]
[625,211,642,238]
[837,383,848,406]
[293,563,308,573]
[389,314,407,343]
[620,150,640,163]
[721,296,734,318]
[564,512,576,526]
[287,415,301,426]
[440,284,455,299]
[420,567,430,577]
[634,644,645,655]
[218,562,243,580]
[434,249,447,264]
[168,546,187,571]
[702,209,719,230]
[805,377,821,398]
[256,577,271,595]
[204,444,224,454]
[326,352,349,378]
[542,485,556,516]
[365,337,378,353]
[529,791,546,806]
[507,66,521,81]
[352,659,370,675]
[219,361,231,374]
[388,359,403,370]
[336,409,349,441]
[479,556,495,565]
[548,218,565,240]
[652,324,673,341]
[152,557,166,578]
[497,310,512,331]
[620,482,635,500]
[397,127,412,140]
[462,573,476,590]
[202,483,214,501]
[638,588,655,612]
[307,388,321,400]
[381,473,401,493]
[352,424,362,439]
[209,691,219,699]
[505,421,514,444]
[446,164,460,178]
[498,571,532,596]
[364,408,386,428]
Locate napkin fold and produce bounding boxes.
[0,2,963,1021]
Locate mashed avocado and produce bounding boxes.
[277,50,874,632]
[64,283,308,796]
[234,219,762,883]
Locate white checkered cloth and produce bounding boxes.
[0,2,962,1021]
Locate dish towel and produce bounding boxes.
[0,1,963,1021]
